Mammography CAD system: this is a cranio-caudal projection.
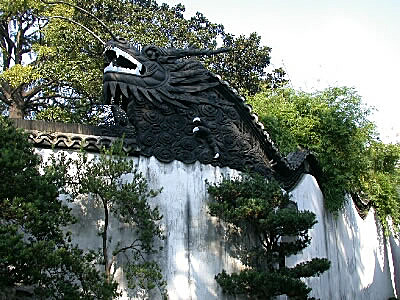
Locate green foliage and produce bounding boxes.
[40,0,275,101]
[248,87,400,233]
[61,141,167,298]
[35,106,76,123]
[360,141,400,232]
[0,0,48,117]
[0,64,41,88]
[125,261,167,300]
[208,173,330,299]
[0,116,117,298]
[249,87,366,201]
[265,67,289,90]
[35,104,103,124]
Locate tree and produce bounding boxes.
[205,32,274,96]
[207,173,330,299]
[0,116,117,299]
[0,0,102,121]
[0,0,45,118]
[248,86,400,232]
[61,141,167,298]
[1,0,279,120]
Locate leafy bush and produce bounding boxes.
[248,87,400,232]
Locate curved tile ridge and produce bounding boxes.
[212,74,283,152]
[28,130,139,154]
[210,73,314,186]
[10,119,139,154]
[285,150,311,170]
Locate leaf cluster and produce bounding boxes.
[0,0,51,117]
[205,32,272,96]
[215,260,329,300]
[0,116,117,298]
[67,142,164,250]
[208,173,330,299]
[360,141,400,233]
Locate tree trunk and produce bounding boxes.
[9,102,24,119]
[103,200,111,282]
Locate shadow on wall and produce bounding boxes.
[289,174,397,300]
[175,166,244,300]
[134,157,244,300]
[204,216,247,300]
[389,235,400,297]
[66,191,149,298]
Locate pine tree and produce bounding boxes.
[208,173,330,300]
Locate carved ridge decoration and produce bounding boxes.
[128,93,273,176]
[100,41,316,189]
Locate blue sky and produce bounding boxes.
[161,0,400,142]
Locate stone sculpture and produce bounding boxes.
[102,38,278,177]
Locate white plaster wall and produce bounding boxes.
[36,148,399,300]
[288,174,399,300]
[37,149,242,300]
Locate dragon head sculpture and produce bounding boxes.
[103,38,229,112]
[100,39,276,176]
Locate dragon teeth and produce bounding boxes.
[109,82,117,98]
[119,83,129,98]
[103,82,109,103]
[104,81,130,102]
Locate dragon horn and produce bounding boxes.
[41,0,119,41]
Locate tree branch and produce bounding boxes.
[102,197,110,281]
[21,80,55,98]
[112,239,141,257]
[0,22,16,68]
[0,82,12,105]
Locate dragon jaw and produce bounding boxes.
[104,45,145,76]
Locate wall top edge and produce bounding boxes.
[10,118,316,191]
[11,119,139,154]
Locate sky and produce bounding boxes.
[160,0,400,142]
